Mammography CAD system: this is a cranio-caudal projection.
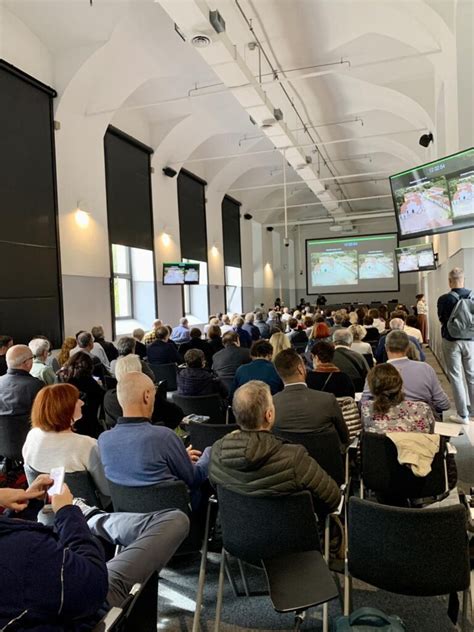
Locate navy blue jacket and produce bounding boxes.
[242,322,260,341]
[147,339,181,365]
[233,326,252,348]
[375,333,426,363]
[0,504,108,631]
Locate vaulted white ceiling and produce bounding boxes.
[4,0,471,235]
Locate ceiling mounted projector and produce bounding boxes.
[329,224,344,232]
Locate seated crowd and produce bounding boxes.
[0,295,469,630]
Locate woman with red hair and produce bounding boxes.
[22,383,109,499]
[309,321,332,344]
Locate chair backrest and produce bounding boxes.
[149,363,177,391]
[104,376,117,391]
[336,397,361,440]
[360,431,446,501]
[273,429,344,486]
[188,421,238,452]
[216,486,321,565]
[363,353,374,368]
[292,341,307,354]
[24,464,103,508]
[348,497,470,596]
[107,479,191,515]
[172,393,225,424]
[0,415,30,460]
[156,380,167,399]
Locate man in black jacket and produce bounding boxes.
[0,344,43,416]
[211,332,251,381]
[92,325,118,363]
[0,475,188,631]
[0,335,13,377]
[332,329,369,391]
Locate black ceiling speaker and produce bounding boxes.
[266,226,274,232]
[419,132,434,148]
[243,213,253,220]
[162,166,177,178]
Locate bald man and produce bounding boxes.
[98,372,210,509]
[0,345,43,416]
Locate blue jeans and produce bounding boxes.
[442,339,474,418]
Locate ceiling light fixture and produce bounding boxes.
[191,35,211,48]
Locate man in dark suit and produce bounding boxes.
[332,329,369,392]
[273,349,349,445]
[211,332,251,383]
[0,345,43,416]
[147,326,181,365]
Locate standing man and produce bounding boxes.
[437,267,474,424]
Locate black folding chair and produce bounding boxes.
[148,363,178,391]
[0,414,29,461]
[187,421,238,452]
[24,465,106,509]
[346,498,471,629]
[273,429,345,486]
[360,431,447,505]
[92,572,158,632]
[107,479,191,515]
[172,393,227,424]
[193,488,338,632]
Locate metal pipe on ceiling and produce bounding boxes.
[251,194,393,213]
[171,128,426,164]
[227,170,389,192]
[266,210,394,228]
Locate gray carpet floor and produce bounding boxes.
[157,348,473,631]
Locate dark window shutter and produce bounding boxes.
[222,195,242,268]
[177,170,207,262]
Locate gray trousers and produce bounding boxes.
[442,338,474,418]
[87,509,190,607]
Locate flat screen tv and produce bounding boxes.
[390,147,474,240]
[163,262,200,285]
[395,243,436,273]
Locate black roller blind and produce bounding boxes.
[222,195,242,268]
[177,169,208,262]
[0,60,63,347]
[104,126,154,251]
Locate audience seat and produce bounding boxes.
[92,572,158,632]
[346,498,471,630]
[360,432,448,506]
[107,479,191,515]
[194,488,338,632]
[0,414,30,467]
[172,393,227,424]
[25,465,106,509]
[149,363,178,391]
[273,429,345,486]
[186,421,238,452]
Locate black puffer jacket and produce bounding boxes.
[210,429,340,513]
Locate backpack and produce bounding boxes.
[334,607,406,631]
[447,290,474,339]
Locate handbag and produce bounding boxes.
[334,607,406,631]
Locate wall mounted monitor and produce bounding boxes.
[395,243,436,273]
[163,262,200,285]
[390,147,474,240]
[306,234,399,295]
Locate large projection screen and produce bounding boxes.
[306,234,399,295]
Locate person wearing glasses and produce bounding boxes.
[28,338,57,385]
[0,344,43,416]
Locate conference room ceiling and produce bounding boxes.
[5,0,460,233]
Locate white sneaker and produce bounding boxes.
[449,414,470,425]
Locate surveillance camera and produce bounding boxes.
[284,237,290,247]
[299,270,304,276]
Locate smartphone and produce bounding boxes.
[49,466,65,496]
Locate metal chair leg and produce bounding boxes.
[192,502,212,632]
[214,547,226,632]
[359,479,364,499]
[344,557,352,616]
[224,556,239,597]
[237,559,250,597]
[294,609,306,631]
[461,588,470,632]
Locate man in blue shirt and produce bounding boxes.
[231,339,283,397]
[99,372,210,508]
[171,317,191,344]
[374,317,425,363]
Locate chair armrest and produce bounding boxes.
[347,436,359,450]
[91,607,123,632]
[446,442,457,455]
